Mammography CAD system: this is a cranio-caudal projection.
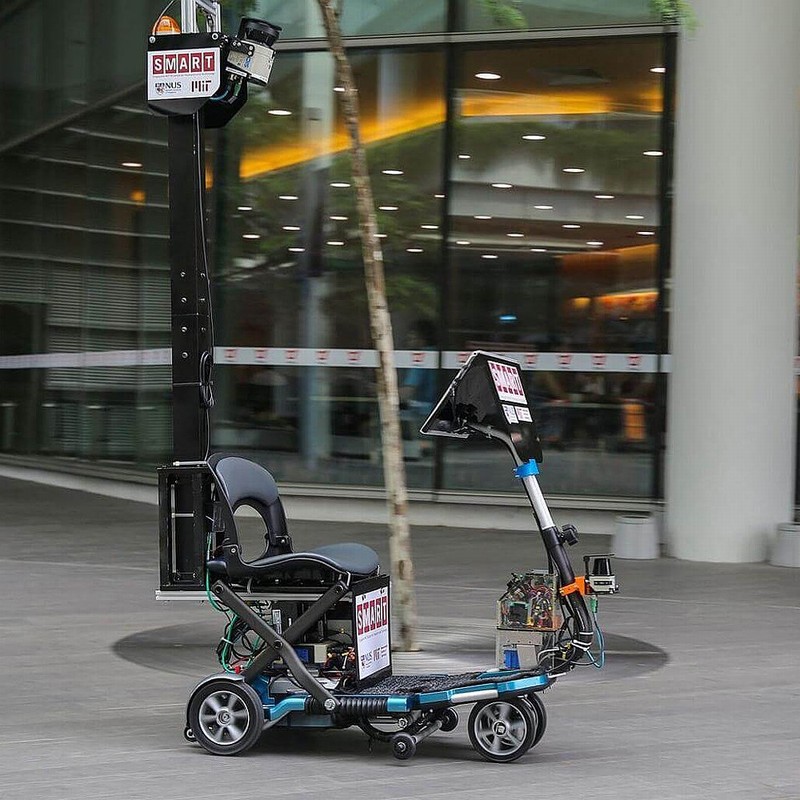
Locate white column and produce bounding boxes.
[667,0,800,561]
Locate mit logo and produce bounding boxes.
[151,50,216,75]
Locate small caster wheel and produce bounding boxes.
[392,732,417,760]
[439,708,459,733]
[187,678,264,756]
[468,698,537,763]
[525,693,547,748]
[183,726,196,743]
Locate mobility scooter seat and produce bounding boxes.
[207,454,380,582]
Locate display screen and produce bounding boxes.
[420,351,543,463]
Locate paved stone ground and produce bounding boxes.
[0,475,798,799]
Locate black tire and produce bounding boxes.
[183,726,196,743]
[468,698,537,763]
[187,679,264,756]
[525,693,547,748]
[392,732,417,760]
[439,708,459,733]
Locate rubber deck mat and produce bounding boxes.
[349,671,542,696]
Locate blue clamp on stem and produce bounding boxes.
[514,459,539,478]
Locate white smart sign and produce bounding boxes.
[354,584,390,680]
[147,48,220,101]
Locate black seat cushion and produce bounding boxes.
[248,542,379,577]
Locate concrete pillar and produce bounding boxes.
[666,0,800,561]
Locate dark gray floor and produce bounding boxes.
[1,475,799,799]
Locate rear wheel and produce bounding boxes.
[468,698,536,763]
[525,693,547,748]
[187,679,263,756]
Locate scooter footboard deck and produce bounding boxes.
[345,670,551,711]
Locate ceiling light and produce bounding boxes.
[563,224,581,229]
[121,161,143,168]
[492,182,513,189]
[651,66,666,74]
[482,254,498,259]
[534,205,553,210]
[458,154,471,160]
[637,231,656,236]
[499,314,517,322]
[268,109,292,116]
[475,72,501,80]
[626,214,645,220]
[643,150,663,157]
[587,241,604,246]
[242,234,260,239]
[506,232,524,238]
[330,182,350,188]
[420,224,439,230]
[563,167,585,174]
[282,225,301,231]
[407,247,423,253]
[595,194,615,199]
[327,240,345,246]
[374,233,388,238]
[279,195,298,200]
[379,205,398,211]
[522,134,546,141]
[435,193,445,199]
[456,240,471,245]
[474,215,492,220]
[382,169,404,175]
[237,205,252,211]
[333,86,345,92]
[288,247,305,253]
[530,248,547,253]
[330,215,348,221]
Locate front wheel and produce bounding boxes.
[187,679,264,756]
[468,698,537,763]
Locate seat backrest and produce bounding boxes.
[207,453,292,557]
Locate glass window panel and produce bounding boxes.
[458,0,659,32]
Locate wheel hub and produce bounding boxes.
[493,721,507,736]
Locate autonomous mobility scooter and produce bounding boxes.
[158,352,618,762]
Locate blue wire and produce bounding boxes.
[586,609,605,669]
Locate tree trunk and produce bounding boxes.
[315,0,418,651]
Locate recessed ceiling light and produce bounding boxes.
[279,195,298,200]
[330,215,348,221]
[378,205,398,211]
[530,248,547,253]
[492,182,513,189]
[330,182,350,188]
[282,225,301,231]
[434,193,446,199]
[121,161,143,168]
[456,240,471,245]
[626,214,645,220]
[333,86,345,92]
[637,231,656,236]
[420,224,439,230]
[237,205,252,211]
[374,233,388,238]
[643,150,663,157]
[651,66,666,74]
[522,134,546,141]
[563,167,585,174]
[587,241,604,246]
[506,232,524,238]
[382,169,404,175]
[474,215,492,220]
[595,194,615,199]
[475,72,501,80]
[562,224,581,229]
[458,154,471,160]
[268,109,292,116]
[534,205,553,210]
[327,240,345,246]
[407,247,423,253]
[482,254,498,259]
[242,234,260,239]
[288,247,305,253]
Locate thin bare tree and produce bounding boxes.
[315,0,418,651]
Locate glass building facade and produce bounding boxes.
[0,0,672,501]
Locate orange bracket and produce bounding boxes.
[559,576,587,596]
